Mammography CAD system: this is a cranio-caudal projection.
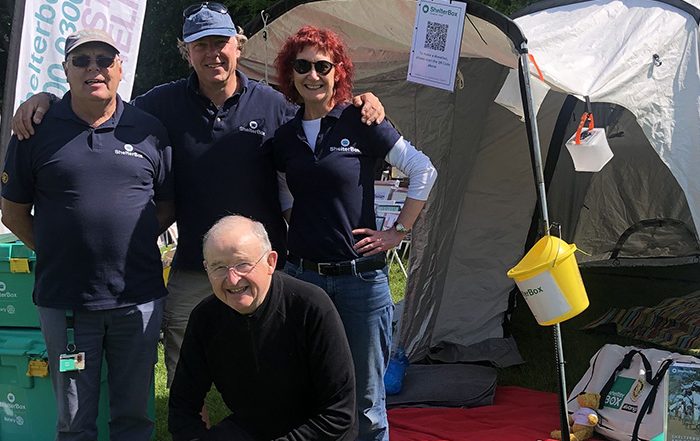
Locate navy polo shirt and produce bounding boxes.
[132,71,297,270]
[2,93,174,310]
[273,103,401,262]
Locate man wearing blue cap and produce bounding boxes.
[11,1,385,390]
[2,29,173,441]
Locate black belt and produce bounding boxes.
[288,253,386,276]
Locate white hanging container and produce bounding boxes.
[565,112,613,172]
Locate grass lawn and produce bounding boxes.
[152,261,700,440]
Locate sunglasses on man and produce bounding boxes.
[70,54,117,69]
[292,59,335,76]
[183,2,228,18]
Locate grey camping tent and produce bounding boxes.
[239,0,700,368]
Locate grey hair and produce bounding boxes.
[202,214,272,254]
[177,29,248,64]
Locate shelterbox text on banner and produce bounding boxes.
[14,0,147,111]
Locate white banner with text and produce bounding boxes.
[14,0,147,111]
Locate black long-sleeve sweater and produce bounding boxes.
[168,271,356,441]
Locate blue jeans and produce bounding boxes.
[285,262,393,441]
[38,299,164,441]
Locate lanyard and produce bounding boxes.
[65,310,76,353]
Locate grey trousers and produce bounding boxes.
[162,268,212,386]
[38,298,164,441]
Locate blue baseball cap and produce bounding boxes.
[182,4,237,43]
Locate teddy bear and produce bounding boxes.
[550,392,601,441]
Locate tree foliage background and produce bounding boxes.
[1,0,533,108]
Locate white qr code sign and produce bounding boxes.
[408,0,467,92]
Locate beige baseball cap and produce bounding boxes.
[64,29,119,58]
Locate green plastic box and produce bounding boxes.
[0,328,155,440]
[0,240,39,328]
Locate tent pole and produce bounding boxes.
[518,50,549,232]
[519,47,570,441]
[553,322,570,439]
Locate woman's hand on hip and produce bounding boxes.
[352,227,405,256]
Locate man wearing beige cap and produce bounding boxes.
[1,29,173,441]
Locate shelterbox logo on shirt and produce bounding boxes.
[114,144,144,159]
[330,138,361,153]
[239,120,266,136]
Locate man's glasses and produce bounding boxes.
[206,252,267,279]
[292,59,335,76]
[183,2,228,18]
[71,55,116,69]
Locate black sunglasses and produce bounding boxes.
[292,59,335,76]
[71,54,116,69]
[183,2,228,18]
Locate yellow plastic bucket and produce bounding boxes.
[507,235,589,326]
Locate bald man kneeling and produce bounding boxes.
[168,215,357,441]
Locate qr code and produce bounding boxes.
[424,21,448,52]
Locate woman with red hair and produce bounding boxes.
[274,26,437,441]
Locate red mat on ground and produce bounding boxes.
[388,386,605,441]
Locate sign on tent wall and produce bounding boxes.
[407,0,467,91]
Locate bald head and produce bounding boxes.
[202,215,277,315]
[203,215,272,259]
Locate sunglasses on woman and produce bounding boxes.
[71,54,116,69]
[183,2,228,18]
[292,59,335,76]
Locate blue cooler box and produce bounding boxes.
[0,239,39,327]
[0,328,155,440]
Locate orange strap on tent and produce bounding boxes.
[528,54,544,81]
[575,112,595,144]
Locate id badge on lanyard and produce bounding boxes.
[59,310,85,372]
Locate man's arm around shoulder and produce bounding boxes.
[11,92,56,140]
